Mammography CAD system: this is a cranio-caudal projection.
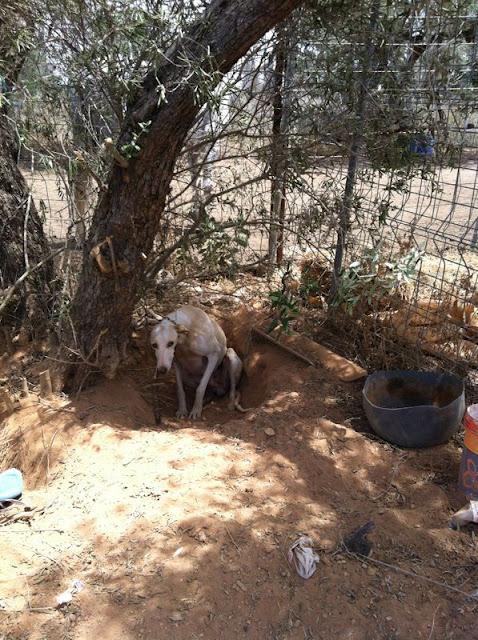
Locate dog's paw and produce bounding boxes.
[188,406,202,420]
[176,407,188,419]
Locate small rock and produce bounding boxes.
[169,612,184,622]
[264,428,275,437]
[197,531,207,543]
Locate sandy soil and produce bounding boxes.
[0,305,477,640]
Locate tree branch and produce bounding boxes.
[0,248,64,318]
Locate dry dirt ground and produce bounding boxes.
[0,303,477,640]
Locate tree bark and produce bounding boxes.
[0,114,56,334]
[331,0,380,299]
[65,0,304,390]
[0,7,56,334]
[268,25,288,267]
[268,22,296,267]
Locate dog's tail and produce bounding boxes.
[234,391,249,413]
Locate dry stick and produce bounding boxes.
[347,551,478,601]
[0,529,64,533]
[0,247,64,317]
[104,137,129,168]
[421,341,478,369]
[2,327,13,355]
[73,150,106,191]
[20,378,29,398]
[86,328,109,365]
[251,327,316,368]
[106,235,120,292]
[39,370,53,399]
[23,193,32,272]
[224,524,240,552]
[37,428,60,484]
[428,605,440,640]
[0,606,56,614]
[0,389,15,414]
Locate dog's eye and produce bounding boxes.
[151,343,157,349]
[167,341,174,348]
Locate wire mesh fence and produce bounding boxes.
[19,1,478,371]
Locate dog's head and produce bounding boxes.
[150,319,189,375]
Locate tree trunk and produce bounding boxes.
[270,22,296,267]
[331,0,380,298]
[0,6,56,334]
[268,26,288,267]
[0,114,56,333]
[65,0,304,390]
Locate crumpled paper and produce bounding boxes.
[450,500,478,530]
[287,535,321,579]
[56,579,85,606]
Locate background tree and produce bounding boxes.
[6,0,476,381]
[0,2,57,335]
[63,0,305,389]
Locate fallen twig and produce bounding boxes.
[0,504,44,526]
[251,327,316,368]
[345,550,478,601]
[428,605,440,640]
[224,524,240,552]
[0,528,64,533]
[0,606,56,613]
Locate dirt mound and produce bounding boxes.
[1,400,79,488]
[0,306,476,640]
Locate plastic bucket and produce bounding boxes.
[459,405,478,500]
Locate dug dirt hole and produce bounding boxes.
[130,307,307,425]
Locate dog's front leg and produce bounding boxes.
[174,363,188,418]
[189,354,219,420]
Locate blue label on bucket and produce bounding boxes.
[459,447,478,500]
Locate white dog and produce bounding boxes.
[150,305,244,419]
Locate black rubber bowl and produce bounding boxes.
[362,370,465,448]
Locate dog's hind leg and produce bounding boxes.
[225,348,248,412]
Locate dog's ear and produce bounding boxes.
[176,324,189,335]
[176,324,189,344]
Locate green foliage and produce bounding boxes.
[268,288,299,334]
[332,244,424,315]
[180,214,250,277]
[268,263,300,334]
[120,120,151,159]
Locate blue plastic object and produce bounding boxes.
[409,135,435,157]
[0,468,23,501]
